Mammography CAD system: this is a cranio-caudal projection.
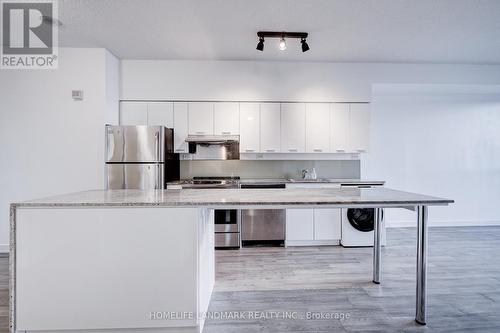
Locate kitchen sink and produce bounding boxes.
[287,178,331,183]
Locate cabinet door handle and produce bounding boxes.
[245,149,254,152]
[336,149,346,152]
[288,148,298,152]
[221,131,231,135]
[313,148,323,152]
[106,126,114,160]
[195,131,205,135]
[265,149,276,152]
[175,148,185,152]
[356,149,366,152]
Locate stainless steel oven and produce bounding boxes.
[170,176,242,249]
[240,182,286,247]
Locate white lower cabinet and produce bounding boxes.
[286,209,314,241]
[286,183,342,246]
[314,209,341,240]
[286,208,341,246]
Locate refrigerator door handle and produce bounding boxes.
[157,164,163,190]
[155,131,161,162]
[106,126,115,161]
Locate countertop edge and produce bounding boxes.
[12,200,454,208]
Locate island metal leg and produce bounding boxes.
[416,205,428,325]
[372,208,382,284]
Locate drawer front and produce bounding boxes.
[215,233,240,247]
[215,224,239,233]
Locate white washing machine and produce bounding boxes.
[341,207,386,247]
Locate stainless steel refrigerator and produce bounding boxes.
[105,125,179,189]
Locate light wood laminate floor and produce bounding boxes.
[205,227,500,332]
[1,227,499,332]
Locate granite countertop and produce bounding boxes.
[12,188,453,208]
[287,179,385,185]
[168,178,385,185]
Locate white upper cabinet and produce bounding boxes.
[120,102,148,125]
[120,100,370,157]
[147,102,174,128]
[239,103,260,153]
[214,102,239,135]
[260,103,281,153]
[173,102,189,153]
[120,102,174,128]
[281,103,306,153]
[349,104,370,152]
[188,102,214,135]
[330,104,350,153]
[306,103,330,153]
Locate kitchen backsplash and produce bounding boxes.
[179,160,360,179]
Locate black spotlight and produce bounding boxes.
[256,37,264,51]
[301,38,310,52]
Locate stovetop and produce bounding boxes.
[193,176,239,183]
[173,176,240,188]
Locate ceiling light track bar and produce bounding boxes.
[257,31,308,39]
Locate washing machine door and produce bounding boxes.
[347,208,378,232]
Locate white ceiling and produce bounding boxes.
[58,0,500,64]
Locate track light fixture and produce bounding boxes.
[301,38,310,52]
[256,31,309,52]
[279,37,287,51]
[256,37,265,51]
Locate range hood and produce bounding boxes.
[184,135,240,160]
[185,135,239,144]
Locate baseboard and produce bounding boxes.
[285,239,340,247]
[0,244,9,253]
[386,219,500,228]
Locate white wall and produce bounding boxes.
[121,60,500,102]
[105,51,121,125]
[0,48,119,251]
[364,84,500,226]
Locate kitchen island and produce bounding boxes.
[10,188,453,333]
